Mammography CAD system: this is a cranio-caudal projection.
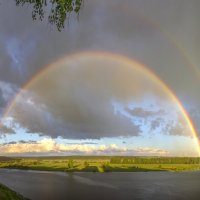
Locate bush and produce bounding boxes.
[67,159,74,169]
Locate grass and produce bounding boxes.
[0,183,28,200]
[0,156,200,172]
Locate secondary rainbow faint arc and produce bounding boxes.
[118,3,200,81]
[2,51,200,155]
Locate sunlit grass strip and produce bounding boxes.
[1,157,200,172]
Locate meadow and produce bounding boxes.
[0,156,200,172]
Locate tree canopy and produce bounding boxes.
[15,0,83,31]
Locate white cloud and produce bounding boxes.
[0,138,169,156]
[135,147,169,155]
[0,81,17,102]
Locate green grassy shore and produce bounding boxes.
[0,183,28,200]
[1,156,200,172]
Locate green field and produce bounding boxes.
[0,183,28,200]
[0,156,200,172]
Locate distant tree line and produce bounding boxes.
[110,157,200,164]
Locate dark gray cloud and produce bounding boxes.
[1,0,200,92]
[1,140,37,145]
[6,58,193,139]
[124,106,191,137]
[150,118,163,131]
[161,113,191,137]
[0,81,18,120]
[65,142,98,145]
[0,0,200,139]
[125,106,164,130]
[0,81,17,102]
[0,89,5,109]
[125,107,165,118]
[0,125,15,135]
[188,108,200,135]
[0,81,18,135]
[6,57,167,139]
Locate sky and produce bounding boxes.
[0,0,200,156]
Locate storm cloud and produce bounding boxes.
[8,58,152,139]
[0,0,200,146]
[5,55,193,139]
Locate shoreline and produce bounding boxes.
[0,183,29,200]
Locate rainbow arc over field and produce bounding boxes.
[1,51,200,156]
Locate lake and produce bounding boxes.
[0,169,200,200]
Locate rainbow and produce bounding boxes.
[118,2,200,81]
[2,51,200,155]
[146,16,200,81]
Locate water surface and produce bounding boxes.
[0,169,200,200]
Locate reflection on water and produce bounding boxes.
[70,174,117,189]
[0,169,200,200]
